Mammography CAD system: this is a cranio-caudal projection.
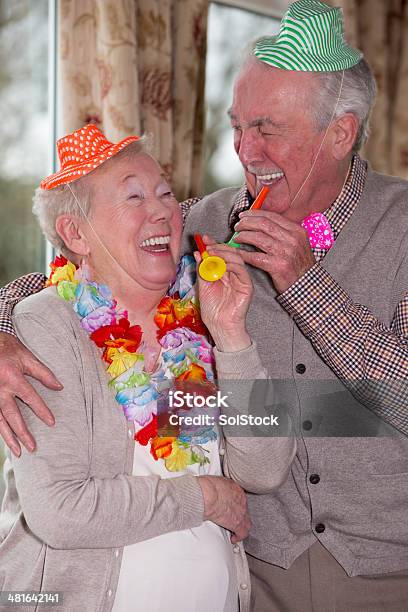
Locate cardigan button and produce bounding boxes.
[128,429,133,438]
[302,420,313,431]
[240,583,248,590]
[315,523,326,534]
[219,448,225,456]
[295,363,306,374]
[309,474,320,485]
[108,589,113,597]
[233,544,240,553]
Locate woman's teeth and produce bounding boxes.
[140,235,170,248]
[257,172,284,182]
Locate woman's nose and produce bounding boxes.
[148,196,172,222]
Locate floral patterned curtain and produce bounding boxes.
[327,0,408,178]
[59,0,209,200]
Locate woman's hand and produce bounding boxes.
[195,235,253,352]
[198,474,251,543]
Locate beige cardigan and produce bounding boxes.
[0,287,295,611]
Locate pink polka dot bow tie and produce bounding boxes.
[301,212,334,250]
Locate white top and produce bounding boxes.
[112,426,239,612]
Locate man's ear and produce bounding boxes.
[55,215,90,257]
[331,113,359,160]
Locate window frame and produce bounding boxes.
[45,0,58,271]
[214,0,288,19]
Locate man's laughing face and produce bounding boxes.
[229,60,335,220]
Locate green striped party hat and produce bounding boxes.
[254,0,363,72]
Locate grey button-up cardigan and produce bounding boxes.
[0,287,295,611]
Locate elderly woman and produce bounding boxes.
[0,125,295,612]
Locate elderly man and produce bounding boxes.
[0,0,408,610]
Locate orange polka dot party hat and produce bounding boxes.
[40,124,139,190]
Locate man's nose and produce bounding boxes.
[237,129,264,167]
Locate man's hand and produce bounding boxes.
[233,209,315,293]
[0,333,62,456]
[198,474,251,543]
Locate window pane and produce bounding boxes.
[203,2,279,193]
[0,0,49,498]
[0,0,49,287]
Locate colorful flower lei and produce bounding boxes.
[47,254,218,472]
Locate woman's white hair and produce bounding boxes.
[33,136,151,260]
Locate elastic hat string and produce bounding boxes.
[289,69,345,208]
[66,71,345,271]
[66,182,134,280]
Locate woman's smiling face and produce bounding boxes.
[83,151,183,292]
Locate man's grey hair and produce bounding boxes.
[241,39,377,153]
[32,136,151,260]
[311,59,377,152]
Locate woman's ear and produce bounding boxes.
[331,113,359,160]
[55,215,90,257]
